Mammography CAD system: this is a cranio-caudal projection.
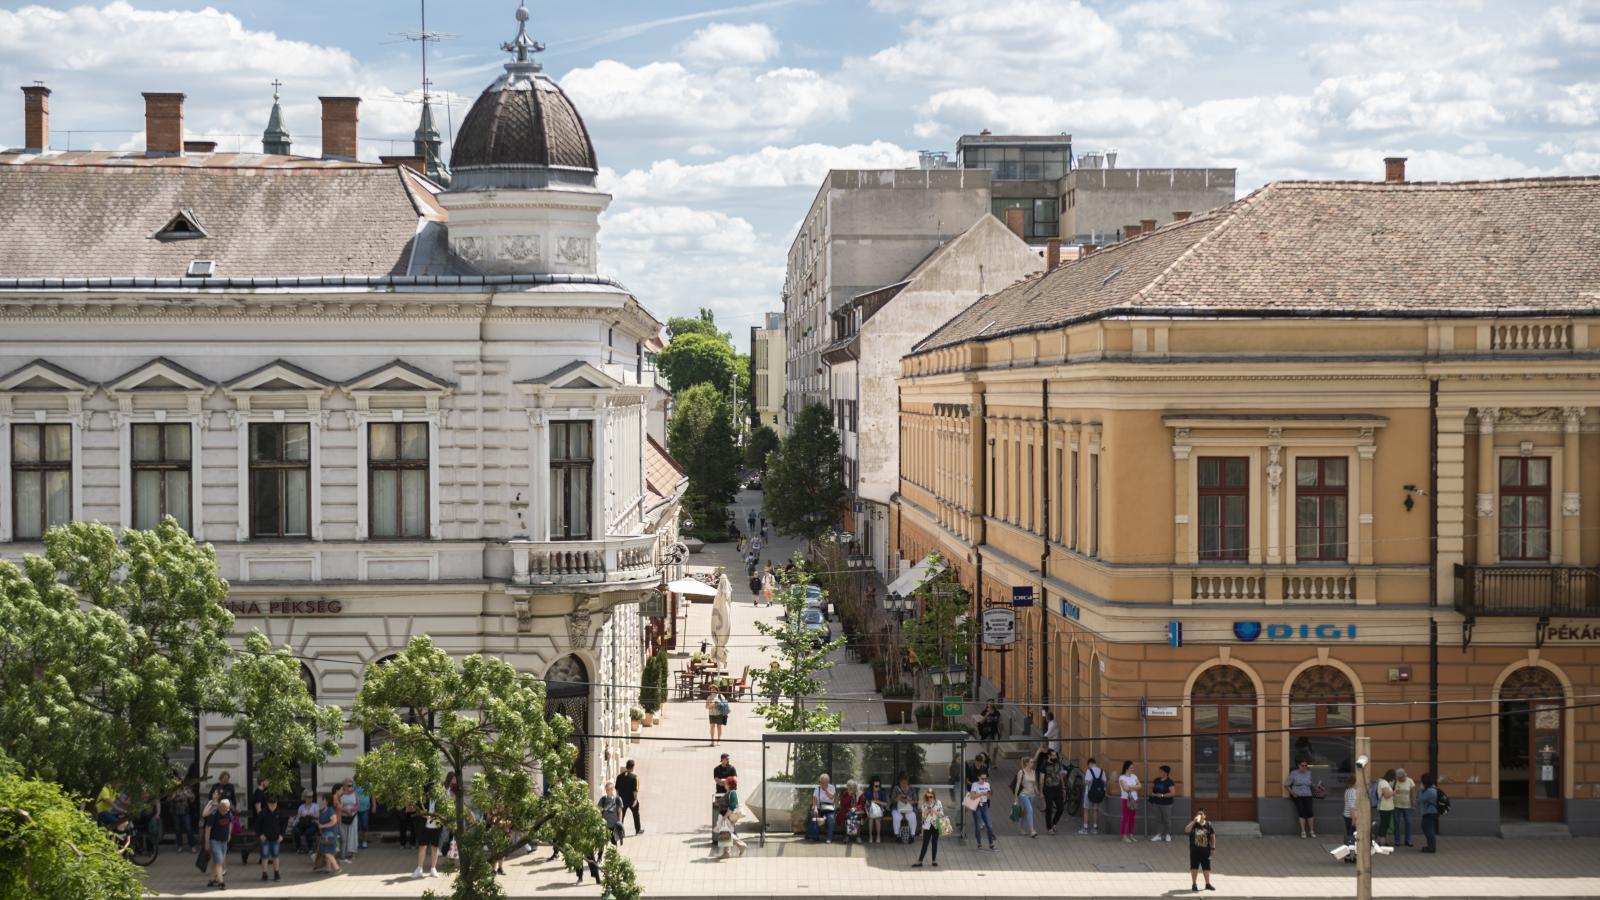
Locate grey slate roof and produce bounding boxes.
[451,75,597,173]
[0,159,432,278]
[915,176,1600,353]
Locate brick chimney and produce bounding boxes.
[1173,210,1192,222]
[1046,238,1061,270]
[1003,207,1026,241]
[21,85,50,153]
[1081,244,1096,256]
[1124,223,1142,240]
[142,92,184,157]
[183,140,216,154]
[1385,156,1407,184]
[1141,218,1157,235]
[319,96,360,161]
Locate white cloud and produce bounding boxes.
[600,141,919,201]
[1549,82,1600,125]
[864,0,1125,85]
[600,204,783,330]
[677,22,780,67]
[561,59,848,142]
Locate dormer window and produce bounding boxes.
[187,260,216,278]
[155,208,208,241]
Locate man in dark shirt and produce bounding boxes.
[712,753,736,827]
[615,759,642,835]
[1149,765,1177,842]
[255,797,286,882]
[1186,808,1218,892]
[244,775,271,865]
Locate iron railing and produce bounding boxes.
[1453,563,1600,618]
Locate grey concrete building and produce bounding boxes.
[782,168,993,420]
[1062,162,1237,246]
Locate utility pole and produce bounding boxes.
[1355,735,1373,900]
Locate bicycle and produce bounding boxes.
[123,813,161,867]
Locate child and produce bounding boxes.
[256,797,285,881]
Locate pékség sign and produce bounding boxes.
[225,599,345,616]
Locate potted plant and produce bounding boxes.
[914,703,934,730]
[882,683,914,725]
[629,706,643,728]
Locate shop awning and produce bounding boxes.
[886,558,945,596]
[666,578,719,597]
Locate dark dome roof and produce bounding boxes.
[450,73,597,174]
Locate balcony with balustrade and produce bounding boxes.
[509,533,659,589]
[1453,563,1600,619]
[1173,565,1373,605]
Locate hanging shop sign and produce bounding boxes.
[1232,622,1356,642]
[225,599,344,616]
[1011,585,1035,608]
[982,607,1017,646]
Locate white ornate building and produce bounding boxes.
[0,5,684,802]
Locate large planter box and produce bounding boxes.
[883,699,914,725]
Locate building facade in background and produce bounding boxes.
[750,312,786,435]
[894,163,1600,837]
[0,8,685,803]
[823,215,1042,579]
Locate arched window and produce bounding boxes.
[1289,666,1355,783]
[1192,665,1257,821]
[544,655,591,780]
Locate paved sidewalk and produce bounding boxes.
[135,492,1600,898]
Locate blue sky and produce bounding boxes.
[4,1,1600,344]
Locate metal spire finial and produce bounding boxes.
[500,1,544,68]
[271,78,282,102]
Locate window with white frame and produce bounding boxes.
[368,422,429,539]
[1294,457,1348,561]
[550,421,593,540]
[11,423,71,539]
[249,422,310,538]
[132,423,192,531]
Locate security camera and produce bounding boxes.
[1355,755,1369,769]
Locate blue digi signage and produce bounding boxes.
[1233,622,1357,642]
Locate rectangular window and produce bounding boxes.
[248,422,310,538]
[1499,456,1551,561]
[1294,457,1348,561]
[1197,457,1249,561]
[131,423,191,532]
[1070,449,1080,550]
[1090,453,1101,558]
[1053,447,1064,543]
[11,423,71,539]
[550,421,593,541]
[368,422,429,538]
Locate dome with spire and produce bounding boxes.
[448,2,597,191]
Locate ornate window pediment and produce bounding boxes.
[523,360,621,392]
[342,360,453,413]
[104,358,214,419]
[222,360,333,413]
[0,360,93,416]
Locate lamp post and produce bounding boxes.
[1356,736,1373,900]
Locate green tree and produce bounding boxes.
[744,424,780,473]
[750,564,846,735]
[656,331,737,395]
[901,554,976,720]
[351,636,623,900]
[0,756,144,900]
[666,307,731,344]
[762,404,847,543]
[0,519,339,804]
[668,384,741,535]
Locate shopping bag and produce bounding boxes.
[1009,802,1022,823]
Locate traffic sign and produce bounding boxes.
[942,696,964,717]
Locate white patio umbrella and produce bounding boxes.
[711,573,733,666]
[666,578,719,597]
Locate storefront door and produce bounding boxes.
[1191,666,1257,822]
[1499,667,1564,823]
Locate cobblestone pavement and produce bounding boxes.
[138,493,1600,898]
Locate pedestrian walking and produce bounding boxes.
[1375,769,1397,846]
[705,689,729,746]
[412,793,442,878]
[1185,808,1218,892]
[243,775,270,865]
[1286,759,1317,838]
[598,783,625,846]
[1012,756,1040,837]
[864,777,890,843]
[1079,757,1106,834]
[748,569,762,601]
[1039,749,1070,834]
[255,797,285,882]
[337,780,360,861]
[1042,711,1061,754]
[1392,768,1416,847]
[1149,765,1176,842]
[316,791,343,875]
[616,760,642,834]
[966,770,996,849]
[1341,777,1358,863]
[1418,772,1440,853]
[761,566,776,606]
[912,788,946,867]
[200,794,235,889]
[713,753,737,829]
[1118,761,1141,842]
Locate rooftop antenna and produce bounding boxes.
[388,0,456,181]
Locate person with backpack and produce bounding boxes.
[1079,757,1107,834]
[705,690,730,746]
[1417,773,1440,853]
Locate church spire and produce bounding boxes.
[261,80,291,155]
[413,82,449,186]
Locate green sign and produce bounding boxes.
[942,696,964,717]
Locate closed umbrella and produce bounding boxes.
[711,573,732,666]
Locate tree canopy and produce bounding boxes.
[665,307,732,345]
[762,403,847,542]
[0,756,144,900]
[656,331,737,395]
[750,564,846,734]
[351,636,634,900]
[744,424,781,472]
[0,519,341,804]
[668,383,742,534]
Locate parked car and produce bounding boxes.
[800,608,829,639]
[802,585,828,619]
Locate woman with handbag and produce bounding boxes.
[1117,761,1141,842]
[890,774,918,842]
[1285,760,1317,838]
[966,770,996,850]
[912,788,946,867]
[864,777,890,843]
[1011,757,1040,837]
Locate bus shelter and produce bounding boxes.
[757,731,969,846]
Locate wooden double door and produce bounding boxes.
[1191,666,1257,822]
